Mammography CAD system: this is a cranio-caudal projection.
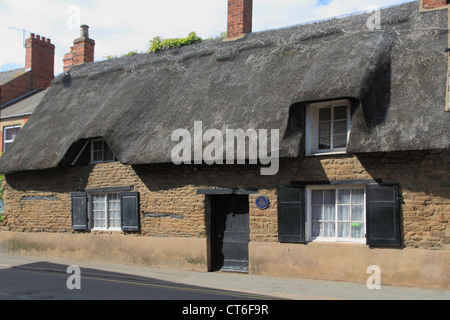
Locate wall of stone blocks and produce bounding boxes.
[1,149,448,251]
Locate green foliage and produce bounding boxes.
[104,31,226,59]
[148,32,203,52]
[0,173,3,222]
[0,152,3,221]
[104,50,140,60]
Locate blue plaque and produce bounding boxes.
[256,196,270,210]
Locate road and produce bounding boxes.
[0,262,277,301]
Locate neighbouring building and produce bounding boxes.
[0,33,55,153]
[0,0,448,290]
[0,89,48,153]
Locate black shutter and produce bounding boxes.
[366,184,401,247]
[277,186,306,243]
[120,191,140,232]
[71,192,88,231]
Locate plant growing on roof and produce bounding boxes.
[147,32,203,52]
[104,50,140,60]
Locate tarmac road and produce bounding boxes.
[0,252,449,301]
[0,262,275,300]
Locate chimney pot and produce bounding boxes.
[80,25,89,38]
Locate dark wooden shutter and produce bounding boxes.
[120,191,140,232]
[366,184,401,247]
[71,192,88,231]
[277,186,306,243]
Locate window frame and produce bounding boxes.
[88,192,122,231]
[90,138,116,164]
[305,99,351,156]
[3,125,21,152]
[306,185,367,244]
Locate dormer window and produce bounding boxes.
[306,99,351,156]
[69,138,117,166]
[91,138,116,163]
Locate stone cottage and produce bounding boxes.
[0,0,448,289]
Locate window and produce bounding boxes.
[91,193,121,230]
[90,138,116,163]
[71,190,140,232]
[306,100,350,155]
[308,187,365,243]
[3,125,21,152]
[277,184,401,247]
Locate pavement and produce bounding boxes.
[0,252,449,300]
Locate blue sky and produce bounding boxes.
[0,0,413,76]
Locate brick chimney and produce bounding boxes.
[226,0,253,40]
[63,25,95,72]
[25,33,55,89]
[421,0,448,9]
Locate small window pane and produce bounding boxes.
[334,106,347,120]
[109,219,121,229]
[312,222,321,237]
[5,127,20,141]
[104,144,115,161]
[333,120,347,135]
[94,219,105,228]
[352,189,364,205]
[351,223,364,238]
[323,222,335,237]
[352,205,364,221]
[319,107,331,121]
[312,206,322,220]
[323,190,335,204]
[338,189,351,204]
[338,205,350,220]
[318,122,331,150]
[311,190,323,205]
[93,140,103,152]
[324,205,335,220]
[333,134,347,149]
[4,142,12,152]
[338,222,350,238]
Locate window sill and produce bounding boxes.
[306,150,347,157]
[91,228,122,232]
[308,238,366,245]
[89,160,118,165]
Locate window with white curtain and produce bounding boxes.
[305,100,351,155]
[307,186,365,243]
[3,125,21,152]
[91,193,121,230]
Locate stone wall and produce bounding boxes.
[1,150,449,250]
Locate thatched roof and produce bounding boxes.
[0,1,448,174]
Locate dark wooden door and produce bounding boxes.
[211,195,249,272]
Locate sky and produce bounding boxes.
[0,0,413,77]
